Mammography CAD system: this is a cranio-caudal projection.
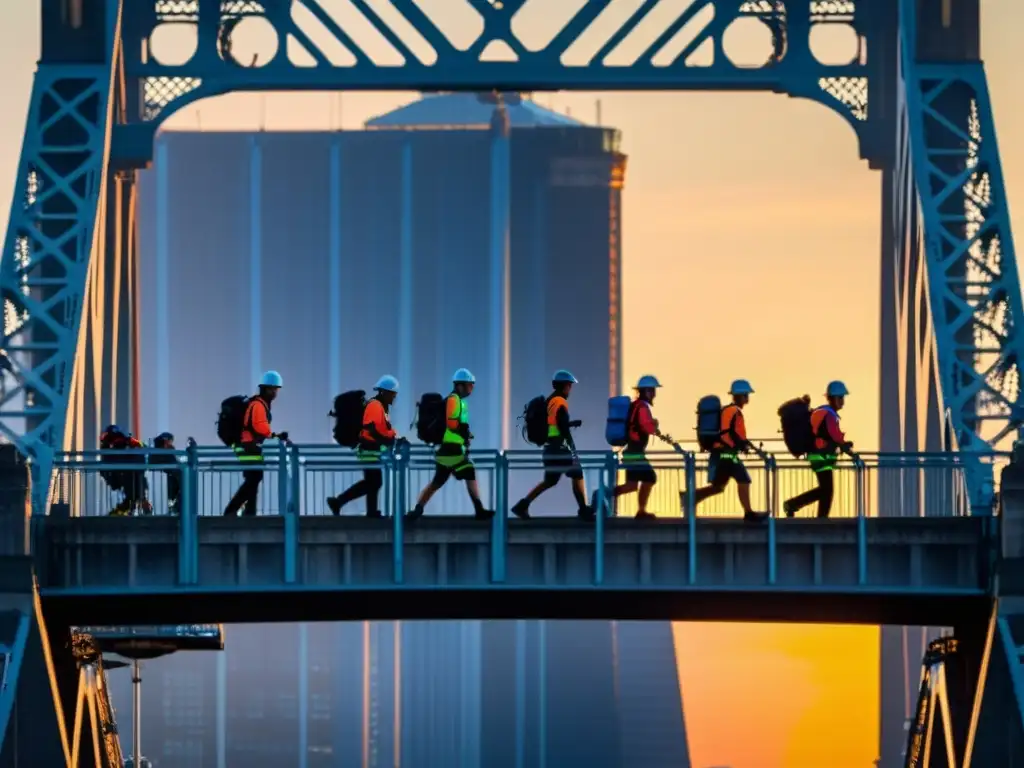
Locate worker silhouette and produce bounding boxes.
[224,371,288,517]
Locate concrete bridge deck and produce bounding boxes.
[36,515,995,628]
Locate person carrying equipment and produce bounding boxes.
[409,368,494,520]
[783,380,855,518]
[223,370,289,517]
[150,432,182,512]
[511,370,593,520]
[100,425,152,516]
[596,374,669,520]
[683,380,767,521]
[327,375,404,518]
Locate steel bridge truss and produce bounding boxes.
[904,636,962,768]
[1,0,1019,517]
[892,0,1023,511]
[64,631,124,768]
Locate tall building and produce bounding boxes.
[134,92,688,766]
[109,623,383,768]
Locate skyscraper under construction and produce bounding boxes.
[134,92,689,766]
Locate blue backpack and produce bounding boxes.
[696,395,723,451]
[605,396,634,447]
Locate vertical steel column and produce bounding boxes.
[538,619,547,768]
[249,135,262,386]
[131,659,141,765]
[328,137,342,397]
[155,139,170,434]
[98,170,139,440]
[488,106,511,449]
[298,622,308,768]
[878,0,915,761]
[398,141,414,430]
[393,620,402,768]
[608,154,625,397]
[531,182,547,381]
[217,647,227,768]
[466,620,482,768]
[361,621,371,768]
[514,620,526,768]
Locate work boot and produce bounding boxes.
[108,501,131,517]
[577,505,595,520]
[407,504,425,520]
[744,509,768,522]
[473,502,495,521]
[511,499,530,520]
[783,500,798,518]
[635,510,656,520]
[326,496,342,516]
[367,508,383,519]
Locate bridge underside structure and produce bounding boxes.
[0,0,1021,766]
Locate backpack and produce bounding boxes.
[330,390,367,448]
[778,396,815,457]
[605,395,634,447]
[696,395,723,452]
[415,393,447,444]
[216,396,249,447]
[521,395,549,446]
[99,432,143,487]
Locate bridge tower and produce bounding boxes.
[0,0,1020,765]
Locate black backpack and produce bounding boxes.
[415,393,447,444]
[778,396,814,457]
[99,432,143,487]
[216,396,249,447]
[521,395,549,446]
[695,395,723,452]
[330,390,367,448]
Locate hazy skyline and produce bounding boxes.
[1,3,1022,767]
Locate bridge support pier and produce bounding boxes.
[0,445,90,767]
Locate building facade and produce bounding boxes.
[133,92,687,767]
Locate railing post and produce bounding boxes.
[685,451,697,586]
[767,452,777,585]
[178,443,198,585]
[276,440,289,516]
[855,456,867,586]
[390,450,404,585]
[394,442,408,522]
[603,452,617,518]
[595,453,613,585]
[855,456,866,518]
[491,452,507,584]
[283,444,299,585]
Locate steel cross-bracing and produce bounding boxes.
[0,0,1018,515]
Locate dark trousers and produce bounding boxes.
[165,470,181,507]
[224,467,263,516]
[112,472,148,513]
[335,468,383,516]
[787,469,835,518]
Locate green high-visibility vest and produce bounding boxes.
[442,394,469,446]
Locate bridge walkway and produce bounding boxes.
[31,446,997,630]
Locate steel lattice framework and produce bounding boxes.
[1,0,1019,516]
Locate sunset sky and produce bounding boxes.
[1,3,1022,767]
